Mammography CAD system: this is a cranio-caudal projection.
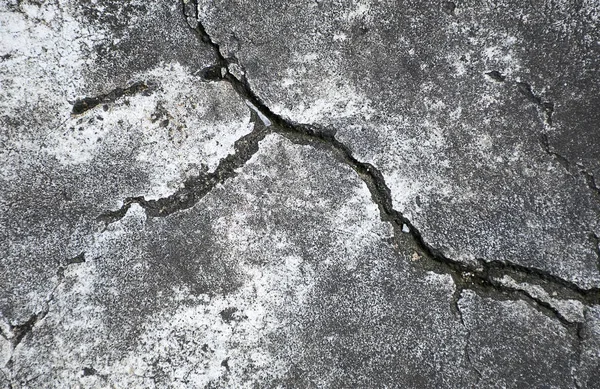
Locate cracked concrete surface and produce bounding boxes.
[1,0,600,387]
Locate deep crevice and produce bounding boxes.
[99,2,600,330]
[195,18,600,321]
[11,312,45,349]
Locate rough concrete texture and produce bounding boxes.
[1,0,599,387]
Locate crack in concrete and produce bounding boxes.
[540,132,571,170]
[489,71,600,267]
[573,320,585,389]
[542,143,600,203]
[484,71,554,126]
[453,295,483,384]
[2,305,50,383]
[97,113,269,226]
[591,233,600,274]
[96,1,600,331]
[71,81,157,115]
[495,73,600,205]
[0,368,13,389]
[0,253,83,381]
[539,136,600,273]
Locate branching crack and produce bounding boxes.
[488,71,600,205]
[488,71,600,261]
[203,2,600,324]
[98,1,600,331]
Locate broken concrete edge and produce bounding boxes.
[62,0,591,340]
[96,114,268,225]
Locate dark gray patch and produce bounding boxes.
[219,307,238,323]
[66,252,86,265]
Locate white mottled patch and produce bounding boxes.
[329,181,393,261]
[45,63,251,200]
[0,335,11,368]
[346,1,372,22]
[425,272,455,294]
[0,1,98,123]
[273,69,374,125]
[111,252,315,387]
[1,1,251,203]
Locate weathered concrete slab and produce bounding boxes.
[2,0,600,387]
[199,0,600,287]
[458,290,578,387]
[3,134,586,387]
[0,0,249,325]
[580,305,600,387]
[1,134,460,386]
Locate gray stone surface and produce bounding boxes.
[199,0,600,287]
[2,134,471,387]
[458,290,578,387]
[0,0,249,325]
[1,0,600,388]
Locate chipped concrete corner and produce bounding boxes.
[1,0,599,387]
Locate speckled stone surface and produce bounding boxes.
[1,0,599,387]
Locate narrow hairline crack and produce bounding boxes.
[485,72,554,126]
[542,134,600,202]
[488,73,600,280]
[486,71,600,207]
[98,1,600,332]
[453,294,483,383]
[1,253,84,377]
